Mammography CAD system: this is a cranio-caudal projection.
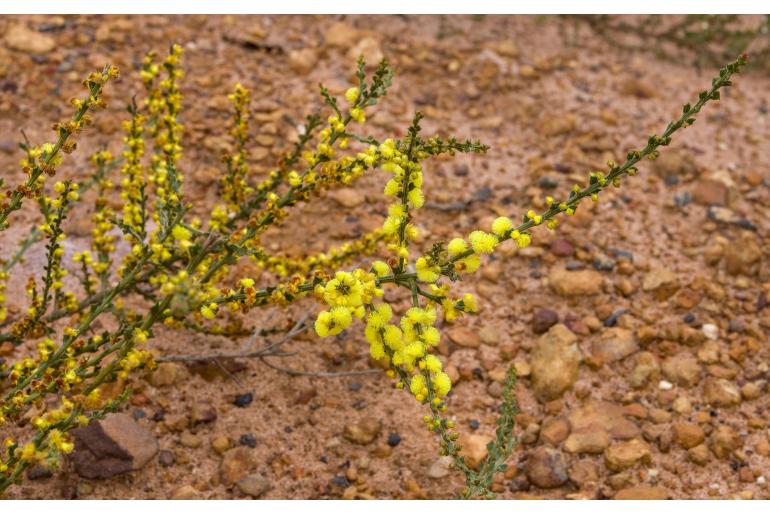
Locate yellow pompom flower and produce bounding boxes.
[415,256,440,283]
[447,238,467,256]
[462,293,477,313]
[345,87,360,104]
[424,354,443,374]
[371,260,391,277]
[491,216,513,237]
[432,371,452,397]
[516,233,532,248]
[409,374,427,398]
[469,230,498,254]
[367,303,393,329]
[461,254,481,273]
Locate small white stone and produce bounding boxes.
[658,380,674,391]
[757,476,766,485]
[702,323,719,340]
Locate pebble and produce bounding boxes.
[540,417,570,446]
[658,380,674,391]
[530,324,582,401]
[5,24,56,53]
[387,432,401,447]
[604,439,652,472]
[709,425,741,459]
[190,403,217,424]
[447,326,482,348]
[548,267,603,296]
[673,423,705,449]
[149,362,189,387]
[469,419,480,430]
[564,430,610,454]
[642,268,680,300]
[692,179,729,206]
[287,48,318,74]
[171,485,201,500]
[524,447,569,488]
[328,188,365,208]
[220,447,256,485]
[631,352,660,389]
[212,436,231,454]
[550,238,575,257]
[707,206,756,229]
[703,377,741,407]
[234,392,254,407]
[687,443,711,465]
[724,233,761,275]
[662,352,702,387]
[239,433,257,448]
[237,474,271,498]
[180,432,203,448]
[590,327,638,363]
[458,433,491,469]
[532,307,559,334]
[701,323,719,340]
[613,486,669,500]
[428,456,454,479]
[158,449,176,467]
[343,419,382,445]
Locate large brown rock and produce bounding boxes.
[530,324,582,401]
[70,413,158,479]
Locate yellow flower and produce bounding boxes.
[447,238,468,256]
[415,256,440,283]
[424,354,442,374]
[462,293,477,313]
[409,374,427,399]
[345,87,360,104]
[371,260,391,277]
[133,328,149,343]
[172,225,192,242]
[367,303,393,329]
[239,278,255,289]
[469,230,497,254]
[432,371,452,397]
[491,216,513,237]
[516,233,532,248]
[200,304,217,319]
[349,107,365,124]
[461,254,481,273]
